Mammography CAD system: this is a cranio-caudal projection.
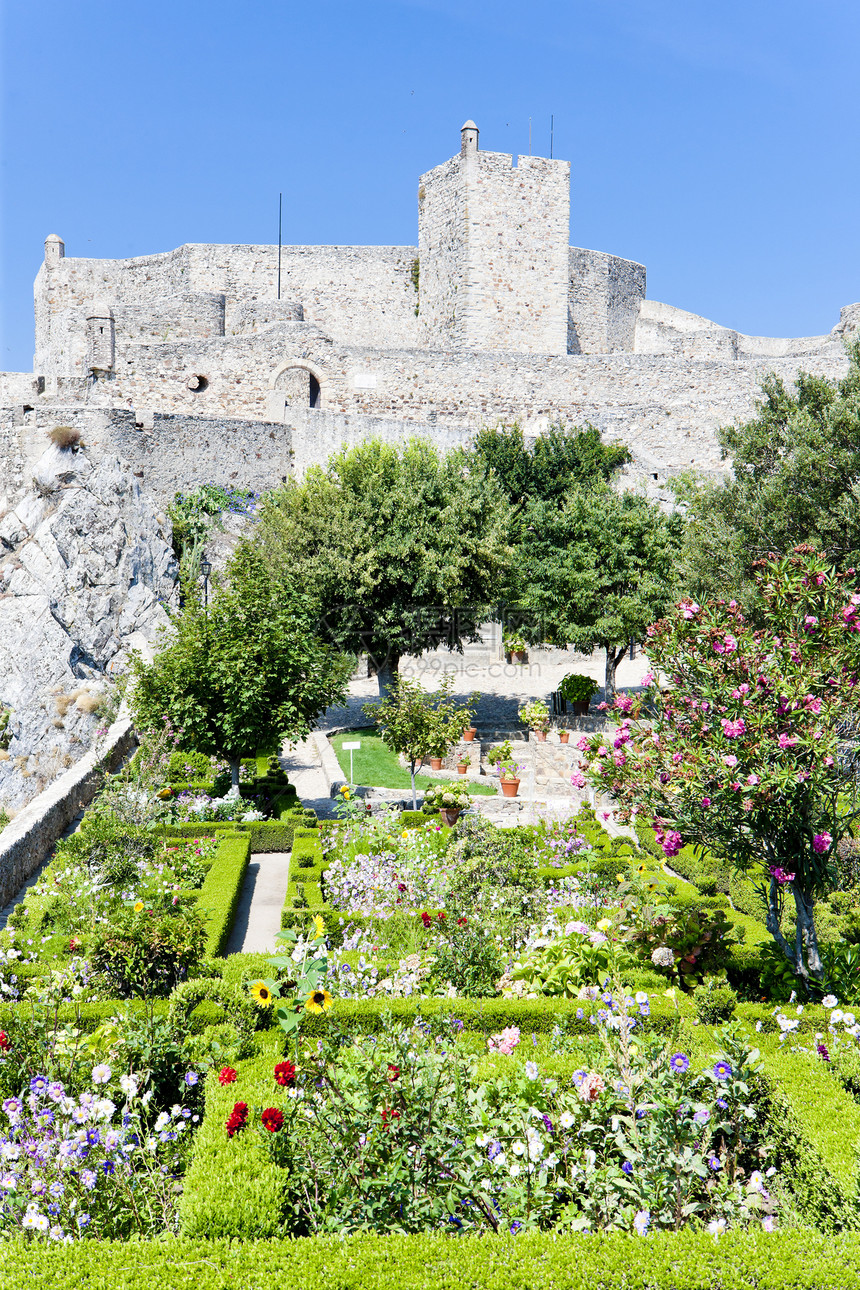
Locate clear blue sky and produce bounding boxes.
[2,0,859,369]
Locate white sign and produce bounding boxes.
[342,741,361,750]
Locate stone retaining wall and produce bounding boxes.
[0,712,136,910]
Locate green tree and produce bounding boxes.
[363,673,464,808]
[131,546,351,790]
[253,438,514,694]
[675,342,860,605]
[471,422,630,511]
[515,484,682,694]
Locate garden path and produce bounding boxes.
[225,851,292,954]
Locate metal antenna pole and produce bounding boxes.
[550,114,554,159]
[277,193,282,301]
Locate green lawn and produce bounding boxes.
[330,731,496,794]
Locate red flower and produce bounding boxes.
[0,1032,9,1052]
[386,1063,400,1082]
[225,1101,249,1137]
[274,1060,296,1087]
[380,1107,401,1128]
[69,937,81,953]
[437,911,446,922]
[420,912,431,928]
[457,916,468,927]
[261,1106,285,1133]
[218,1066,238,1086]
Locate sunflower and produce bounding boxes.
[340,786,351,800]
[251,980,274,1008]
[304,989,333,1014]
[312,914,326,939]
[133,900,144,913]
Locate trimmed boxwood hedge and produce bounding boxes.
[12,1231,860,1290]
[193,833,251,956]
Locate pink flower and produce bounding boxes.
[615,694,634,713]
[742,798,754,813]
[661,830,682,858]
[723,755,738,768]
[672,752,683,764]
[641,673,654,687]
[577,1072,606,1104]
[721,719,746,738]
[713,638,725,654]
[597,746,608,757]
[731,780,742,791]
[804,695,822,714]
[746,773,759,786]
[575,737,590,752]
[701,797,711,808]
[769,867,795,885]
[824,755,835,768]
[778,733,797,749]
[570,771,586,789]
[723,634,737,653]
[804,615,819,631]
[812,833,833,854]
[488,1026,521,1055]
[681,601,701,619]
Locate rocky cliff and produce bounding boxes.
[0,445,177,811]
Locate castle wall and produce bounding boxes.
[568,248,647,355]
[417,155,466,346]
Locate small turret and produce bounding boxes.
[460,120,479,155]
[44,234,65,267]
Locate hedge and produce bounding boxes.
[14,1231,860,1290]
[164,813,317,852]
[194,832,251,956]
[0,999,171,1034]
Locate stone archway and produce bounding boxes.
[270,359,323,409]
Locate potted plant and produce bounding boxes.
[461,689,480,741]
[518,699,551,741]
[558,727,571,744]
[422,780,471,827]
[498,761,522,798]
[503,632,528,664]
[486,739,514,774]
[456,753,471,775]
[559,672,599,717]
[428,755,444,770]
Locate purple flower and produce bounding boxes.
[85,1128,100,1147]
[2,1098,21,1120]
[633,1209,650,1236]
[76,1214,90,1230]
[708,1156,722,1171]
[669,1053,689,1074]
[80,1170,97,1190]
[817,1043,830,1062]
[812,833,833,854]
[184,1071,199,1088]
[510,1221,523,1234]
[713,1061,732,1081]
[716,1098,728,1110]
[487,1141,503,1160]
[694,1109,710,1124]
[46,1082,65,1103]
[542,1114,554,1135]
[29,1076,48,1097]
[621,1161,634,1175]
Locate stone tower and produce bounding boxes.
[86,301,115,374]
[417,120,570,354]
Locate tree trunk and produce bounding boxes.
[376,653,401,699]
[228,757,241,798]
[604,645,626,698]
[794,884,824,986]
[410,758,417,810]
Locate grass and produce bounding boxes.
[330,731,495,795]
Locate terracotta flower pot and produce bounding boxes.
[500,778,520,798]
[457,763,468,775]
[534,731,547,743]
[429,757,443,770]
[559,732,570,744]
[463,727,477,741]
[439,806,461,827]
[514,650,528,663]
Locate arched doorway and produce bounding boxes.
[271,360,323,409]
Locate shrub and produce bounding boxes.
[90,900,207,998]
[693,977,738,1024]
[47,424,81,449]
[168,750,213,781]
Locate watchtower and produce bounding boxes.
[418,121,570,354]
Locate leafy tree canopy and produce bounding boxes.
[131,546,351,787]
[471,422,630,512]
[512,484,683,693]
[253,438,514,692]
[675,341,860,606]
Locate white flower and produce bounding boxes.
[822,995,838,1009]
[509,1162,521,1178]
[651,947,674,967]
[707,1218,727,1237]
[525,1061,539,1081]
[154,1111,170,1132]
[94,1098,115,1120]
[119,1074,139,1098]
[512,1140,526,1157]
[830,1009,844,1024]
[475,1133,488,1148]
[635,992,649,1004]
[91,1064,111,1085]
[559,1111,575,1130]
[545,1152,559,1168]
[843,1012,856,1028]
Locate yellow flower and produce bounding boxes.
[251,980,274,1008]
[616,874,625,883]
[663,988,676,1000]
[340,786,351,799]
[133,901,144,913]
[402,830,410,840]
[312,915,325,939]
[596,918,612,932]
[304,989,334,1014]
[629,1043,639,1057]
[637,864,647,874]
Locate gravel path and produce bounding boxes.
[225,851,292,954]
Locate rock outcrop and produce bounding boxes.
[0,446,177,811]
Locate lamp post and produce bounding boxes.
[200,558,212,611]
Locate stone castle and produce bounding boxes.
[0,119,857,814]
[2,120,856,508]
